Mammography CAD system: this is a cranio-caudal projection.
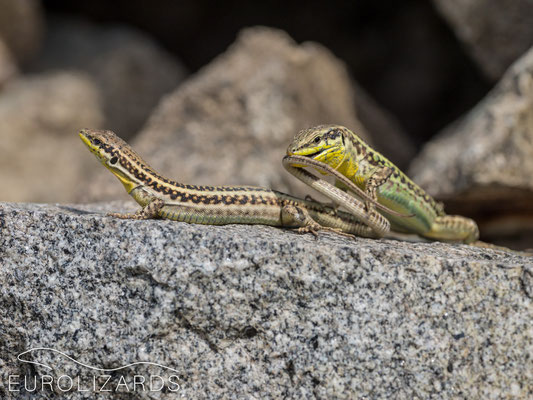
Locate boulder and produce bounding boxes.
[84,27,411,202]
[31,17,187,139]
[0,0,44,65]
[0,39,17,87]
[409,46,533,248]
[0,72,103,202]
[0,201,531,399]
[433,0,533,80]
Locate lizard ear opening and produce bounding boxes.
[110,156,118,165]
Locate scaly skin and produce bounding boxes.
[79,128,378,237]
[285,124,479,243]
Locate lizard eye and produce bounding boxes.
[110,156,118,165]
[93,139,101,146]
[314,137,321,144]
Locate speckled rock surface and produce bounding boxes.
[0,72,104,202]
[409,46,533,248]
[31,17,186,139]
[0,201,531,399]
[83,27,409,202]
[433,0,533,80]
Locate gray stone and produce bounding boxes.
[0,72,104,202]
[31,17,186,139]
[0,0,43,65]
[433,0,533,80]
[84,27,410,202]
[0,201,531,399]
[409,46,533,247]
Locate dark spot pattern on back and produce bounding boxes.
[87,130,281,206]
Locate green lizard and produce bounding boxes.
[284,124,479,243]
[79,128,393,237]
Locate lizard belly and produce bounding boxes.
[160,203,282,226]
[377,187,435,235]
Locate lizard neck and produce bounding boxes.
[336,134,366,188]
[103,144,166,196]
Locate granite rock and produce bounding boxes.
[31,17,186,139]
[409,46,533,248]
[0,201,531,399]
[0,0,44,66]
[433,0,533,80]
[0,72,104,202]
[84,27,410,202]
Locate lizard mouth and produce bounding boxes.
[301,147,333,159]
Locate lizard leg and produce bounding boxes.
[108,198,165,220]
[363,166,393,211]
[283,162,390,237]
[334,167,392,212]
[281,204,355,238]
[283,155,410,219]
[422,215,479,244]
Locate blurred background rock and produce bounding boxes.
[0,0,532,249]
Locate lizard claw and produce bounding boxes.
[297,226,320,237]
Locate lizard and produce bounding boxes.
[79,128,393,237]
[283,124,479,244]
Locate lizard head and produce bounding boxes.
[79,128,143,193]
[79,128,124,165]
[286,124,352,170]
